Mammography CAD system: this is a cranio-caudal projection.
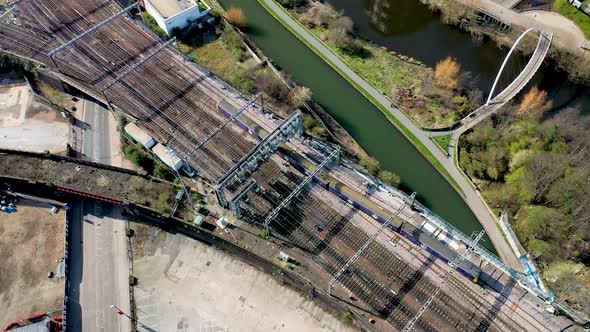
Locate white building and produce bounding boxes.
[152,143,184,171]
[144,0,210,36]
[124,122,155,149]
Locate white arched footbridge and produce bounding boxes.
[437,28,553,153]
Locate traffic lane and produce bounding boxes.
[66,200,84,332]
[79,201,130,332]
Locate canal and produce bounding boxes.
[217,0,535,252]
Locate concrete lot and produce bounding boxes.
[131,225,358,332]
[0,84,68,153]
[0,199,65,327]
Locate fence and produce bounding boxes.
[62,207,72,332]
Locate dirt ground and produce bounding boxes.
[0,83,68,153]
[130,223,359,332]
[0,199,65,327]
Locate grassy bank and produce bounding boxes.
[554,0,590,39]
[433,134,452,152]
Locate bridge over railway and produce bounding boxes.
[1,0,586,330]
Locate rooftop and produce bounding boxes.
[147,0,197,19]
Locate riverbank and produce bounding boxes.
[283,2,485,129]
[254,0,521,268]
[421,0,590,83]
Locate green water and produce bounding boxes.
[218,0,495,251]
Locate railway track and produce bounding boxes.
[0,0,566,330]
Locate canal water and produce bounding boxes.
[331,0,590,113]
[217,0,585,252]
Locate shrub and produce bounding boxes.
[360,156,381,176]
[142,13,168,40]
[434,57,461,89]
[330,16,354,49]
[340,312,353,325]
[379,170,401,187]
[153,164,168,179]
[259,229,270,239]
[516,86,552,118]
[303,3,338,27]
[225,7,246,27]
[290,86,312,108]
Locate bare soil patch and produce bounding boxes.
[0,200,65,327]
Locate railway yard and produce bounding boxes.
[0,0,585,331]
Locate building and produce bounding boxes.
[124,122,156,149]
[152,143,184,171]
[143,0,210,36]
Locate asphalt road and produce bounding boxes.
[82,99,112,164]
[67,98,130,332]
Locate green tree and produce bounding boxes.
[520,206,562,242]
[291,86,312,108]
[360,156,381,176]
[154,164,168,179]
[379,170,400,187]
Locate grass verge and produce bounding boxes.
[432,134,451,152]
[256,0,461,192]
[554,0,590,39]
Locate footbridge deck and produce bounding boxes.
[439,29,553,154]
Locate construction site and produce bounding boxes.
[0,0,587,331]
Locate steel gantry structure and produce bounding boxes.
[327,192,416,296]
[263,146,341,233]
[401,230,486,332]
[47,3,139,57]
[101,36,178,91]
[215,110,304,209]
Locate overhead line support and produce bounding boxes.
[401,230,485,332]
[0,7,14,21]
[263,147,341,233]
[186,92,263,159]
[214,110,304,208]
[47,3,139,57]
[327,192,416,296]
[102,37,177,91]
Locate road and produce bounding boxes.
[66,98,131,332]
[81,98,115,164]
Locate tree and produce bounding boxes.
[303,3,337,28]
[378,170,400,187]
[434,57,461,89]
[516,86,552,118]
[360,156,381,176]
[291,86,312,108]
[521,205,562,242]
[225,7,246,27]
[255,70,290,102]
[330,16,354,48]
[154,164,168,179]
[523,153,566,203]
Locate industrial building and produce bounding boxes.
[152,143,184,171]
[124,122,155,149]
[143,0,210,35]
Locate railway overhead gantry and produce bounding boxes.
[215,110,304,209]
[263,146,341,232]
